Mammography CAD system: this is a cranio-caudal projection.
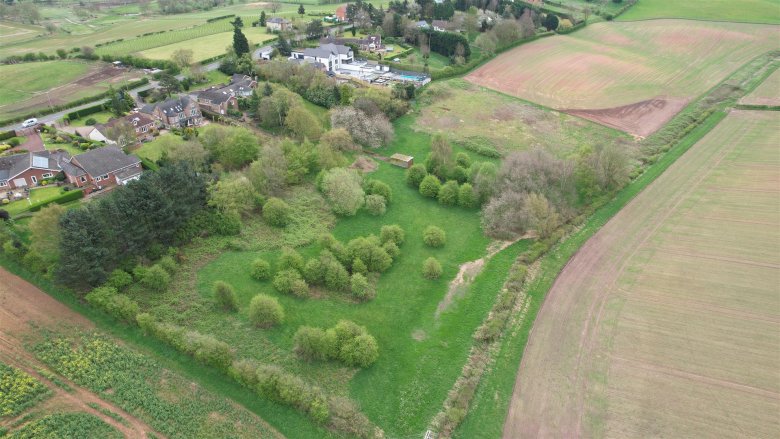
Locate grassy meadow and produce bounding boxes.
[618,0,780,24]
[138,26,277,62]
[122,110,528,437]
[467,20,780,109]
[413,79,634,157]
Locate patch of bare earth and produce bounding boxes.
[349,155,378,173]
[0,269,164,438]
[564,97,689,138]
[435,239,520,318]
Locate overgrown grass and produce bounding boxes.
[8,412,122,438]
[618,0,780,23]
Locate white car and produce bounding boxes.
[21,118,38,128]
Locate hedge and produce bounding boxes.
[206,14,235,23]
[28,189,84,213]
[0,131,15,141]
[67,103,105,120]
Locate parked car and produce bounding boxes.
[21,118,38,128]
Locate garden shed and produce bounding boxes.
[389,153,413,168]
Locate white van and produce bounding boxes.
[21,118,38,128]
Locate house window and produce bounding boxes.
[101,174,109,180]
[80,176,87,183]
[141,126,148,132]
[31,176,37,184]
[95,176,102,182]
[0,180,7,187]
[42,173,52,178]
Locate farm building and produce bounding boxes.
[389,153,414,168]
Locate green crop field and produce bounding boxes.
[138,26,277,62]
[0,61,90,107]
[619,0,780,24]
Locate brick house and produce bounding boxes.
[140,96,202,129]
[61,147,142,190]
[335,5,347,21]
[95,113,156,145]
[196,88,238,115]
[267,17,292,32]
[0,151,67,191]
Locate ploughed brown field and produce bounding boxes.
[467,20,780,136]
[504,109,780,438]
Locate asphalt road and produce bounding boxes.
[1,61,220,132]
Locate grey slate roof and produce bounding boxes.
[73,147,140,177]
[141,96,194,117]
[197,88,234,104]
[267,17,290,24]
[0,151,65,181]
[298,43,351,60]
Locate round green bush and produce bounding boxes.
[140,265,170,292]
[350,272,371,300]
[380,224,404,246]
[303,258,324,285]
[213,280,238,311]
[351,258,368,275]
[339,334,379,368]
[290,279,310,298]
[422,257,443,279]
[423,226,446,248]
[364,194,386,216]
[278,247,304,271]
[455,152,472,168]
[437,180,459,206]
[452,165,468,183]
[251,259,271,280]
[107,269,133,290]
[85,118,97,125]
[458,183,477,208]
[249,294,284,327]
[405,164,427,188]
[263,197,291,227]
[419,174,441,198]
[382,241,400,259]
[364,179,392,203]
[273,269,304,295]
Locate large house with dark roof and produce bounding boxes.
[290,43,354,71]
[267,17,292,32]
[62,147,142,190]
[95,113,156,145]
[140,96,202,129]
[0,151,68,191]
[196,74,257,115]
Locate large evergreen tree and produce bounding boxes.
[259,11,266,26]
[233,25,250,56]
[298,3,305,15]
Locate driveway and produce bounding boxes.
[9,131,44,153]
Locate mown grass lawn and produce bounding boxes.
[138,27,277,62]
[2,186,64,216]
[67,110,114,127]
[133,133,184,162]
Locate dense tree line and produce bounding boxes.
[58,163,207,288]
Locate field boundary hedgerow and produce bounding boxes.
[448,50,779,438]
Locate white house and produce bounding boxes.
[290,43,354,71]
[74,126,110,144]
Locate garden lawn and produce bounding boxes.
[618,0,780,24]
[68,111,114,127]
[137,27,277,62]
[0,61,90,107]
[3,186,65,217]
[133,133,184,162]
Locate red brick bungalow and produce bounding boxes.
[0,151,68,191]
[61,147,142,192]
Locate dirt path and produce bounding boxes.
[0,268,165,438]
[435,238,521,318]
[502,110,780,438]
